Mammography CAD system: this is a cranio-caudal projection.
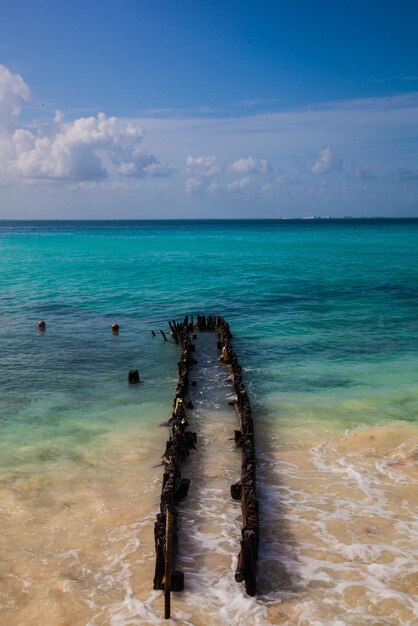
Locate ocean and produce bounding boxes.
[0,219,417,625]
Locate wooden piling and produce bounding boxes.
[216,315,259,596]
[128,369,140,384]
[164,506,173,619]
[153,316,197,619]
[152,314,258,619]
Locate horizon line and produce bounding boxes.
[1,216,418,222]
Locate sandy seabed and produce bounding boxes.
[1,338,417,625]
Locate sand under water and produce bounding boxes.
[1,333,417,625]
[1,219,417,624]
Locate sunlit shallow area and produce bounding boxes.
[1,220,417,625]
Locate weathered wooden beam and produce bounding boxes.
[153,318,199,619]
[164,506,173,618]
[216,315,259,596]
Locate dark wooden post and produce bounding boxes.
[128,369,140,384]
[164,506,173,619]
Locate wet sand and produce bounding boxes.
[0,336,417,624]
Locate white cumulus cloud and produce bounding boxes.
[227,176,252,192]
[0,64,171,184]
[0,64,31,124]
[185,155,222,192]
[8,112,162,181]
[310,147,343,174]
[229,156,270,175]
[186,155,221,176]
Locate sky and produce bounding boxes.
[0,0,418,219]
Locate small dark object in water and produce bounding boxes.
[128,369,140,384]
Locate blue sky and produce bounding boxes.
[1,0,418,218]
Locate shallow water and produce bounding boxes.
[0,219,417,624]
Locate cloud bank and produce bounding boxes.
[0,64,167,183]
[229,156,270,175]
[0,63,418,218]
[11,113,164,181]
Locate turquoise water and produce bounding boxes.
[1,219,418,447]
[1,219,418,625]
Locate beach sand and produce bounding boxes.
[1,335,417,625]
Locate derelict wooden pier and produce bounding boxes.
[153,315,259,619]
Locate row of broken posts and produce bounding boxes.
[153,315,196,619]
[218,318,259,597]
[153,314,258,619]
